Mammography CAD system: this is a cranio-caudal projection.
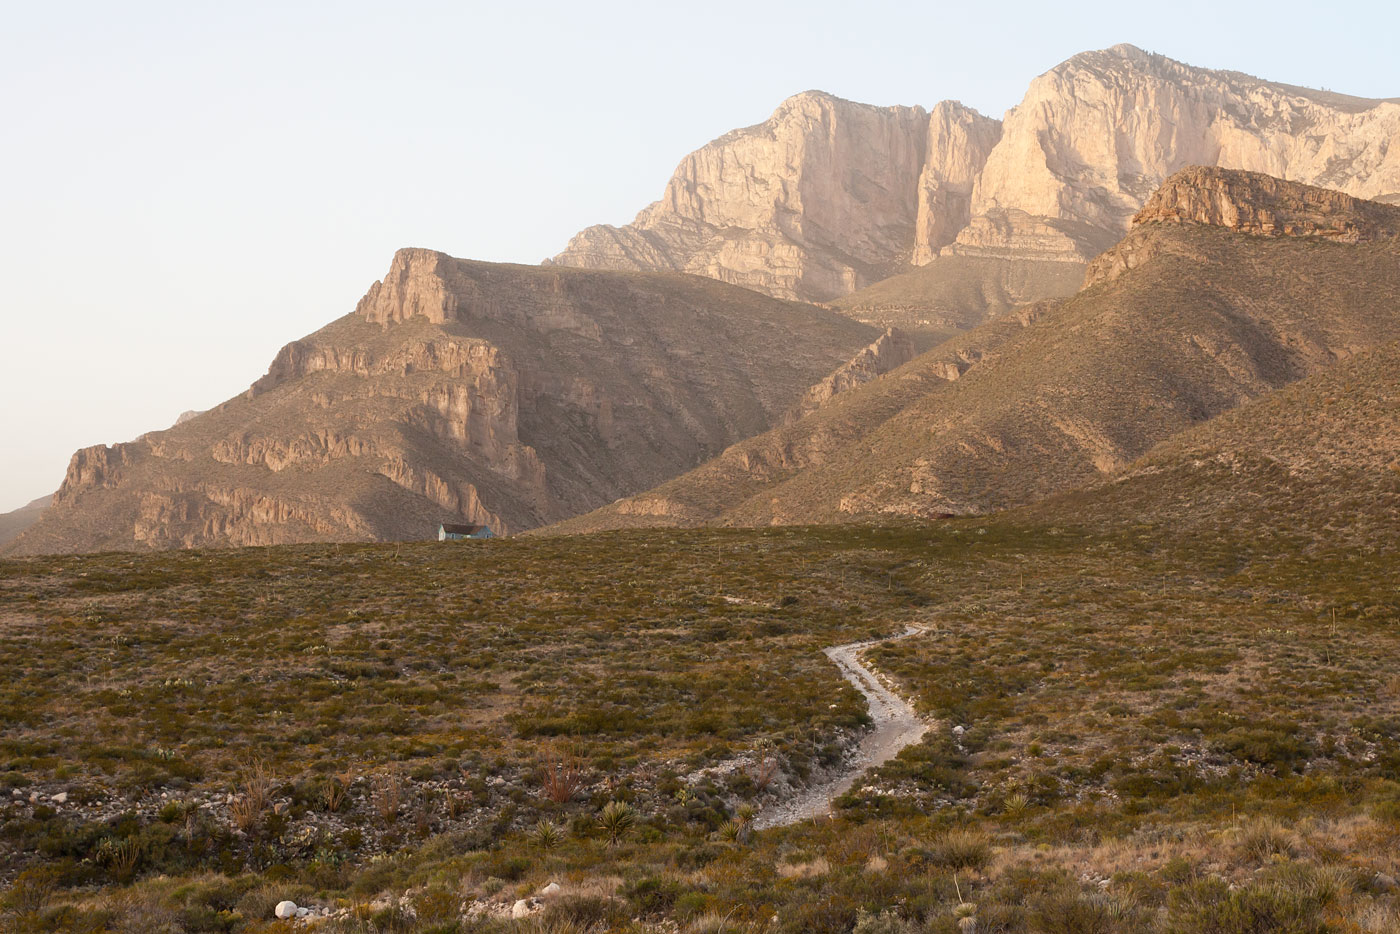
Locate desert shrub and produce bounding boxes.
[542,894,629,927]
[853,908,922,934]
[1028,888,1127,934]
[922,829,992,872]
[625,875,685,915]
[483,853,532,882]
[1213,724,1311,773]
[597,801,636,846]
[1166,877,1329,934]
[1235,818,1299,864]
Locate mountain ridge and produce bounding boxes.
[545,168,1400,534]
[7,255,876,555]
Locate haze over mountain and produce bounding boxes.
[550,44,1400,311]
[6,255,873,555]
[549,168,1400,533]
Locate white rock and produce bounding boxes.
[296,907,310,918]
[274,901,298,920]
[52,792,69,804]
[511,898,531,918]
[540,882,561,897]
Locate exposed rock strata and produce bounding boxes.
[953,44,1400,260]
[1132,166,1400,241]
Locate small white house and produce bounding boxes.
[438,523,494,541]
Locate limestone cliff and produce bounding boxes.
[10,251,876,555]
[956,44,1400,261]
[912,103,1003,264]
[548,92,991,303]
[551,45,1400,299]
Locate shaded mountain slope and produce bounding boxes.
[1039,338,1400,549]
[0,496,49,547]
[547,170,1400,533]
[8,253,875,555]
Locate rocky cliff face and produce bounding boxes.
[548,92,997,303]
[10,251,876,555]
[1085,166,1400,287]
[948,44,1400,261]
[551,46,1400,299]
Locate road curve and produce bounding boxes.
[754,626,929,829]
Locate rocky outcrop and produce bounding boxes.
[356,248,463,325]
[551,45,1400,298]
[1085,167,1400,287]
[784,329,916,424]
[56,443,136,503]
[1132,166,1400,240]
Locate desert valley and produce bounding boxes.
[2,37,1400,934]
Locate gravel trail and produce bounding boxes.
[754,626,929,829]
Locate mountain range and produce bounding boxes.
[7,44,1400,555]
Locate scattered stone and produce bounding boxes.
[52,792,68,804]
[274,901,298,920]
[540,882,561,897]
[511,899,532,919]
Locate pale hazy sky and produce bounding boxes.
[2,0,1397,512]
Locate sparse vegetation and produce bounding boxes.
[0,488,1397,931]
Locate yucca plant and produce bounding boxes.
[1001,791,1029,818]
[531,819,564,850]
[716,819,743,842]
[597,801,636,846]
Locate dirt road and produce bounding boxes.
[754,626,929,829]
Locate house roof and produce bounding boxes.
[441,523,488,535]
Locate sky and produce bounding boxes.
[2,0,1398,512]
